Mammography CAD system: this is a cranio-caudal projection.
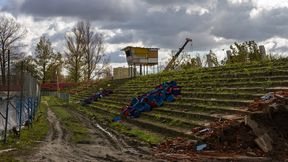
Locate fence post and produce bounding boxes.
[27,97,31,124]
[33,97,37,118]
[19,61,24,134]
[3,50,11,143]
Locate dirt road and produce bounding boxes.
[23,102,159,162]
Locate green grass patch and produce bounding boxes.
[110,122,163,145]
[0,98,49,161]
[46,96,90,143]
[67,100,163,145]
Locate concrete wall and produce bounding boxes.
[113,67,130,79]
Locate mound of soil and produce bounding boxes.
[154,91,288,161]
[250,108,288,160]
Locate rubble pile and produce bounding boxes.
[156,137,196,154]
[248,91,288,112]
[154,120,264,159]
[247,90,288,160]
[202,121,262,155]
[154,91,288,161]
[249,109,288,159]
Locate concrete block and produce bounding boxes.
[245,115,266,136]
[255,133,273,153]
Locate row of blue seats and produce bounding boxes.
[113,81,181,121]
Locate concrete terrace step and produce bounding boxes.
[128,68,288,85]
[107,91,263,101]
[177,75,288,84]
[121,80,288,89]
[102,95,252,107]
[126,117,192,138]
[91,100,220,123]
[177,67,288,78]
[179,97,252,107]
[128,74,288,86]
[96,98,250,115]
[140,112,209,129]
[137,61,288,75]
[152,107,244,121]
[178,86,288,93]
[176,63,288,75]
[165,102,250,114]
[89,104,193,138]
[91,100,247,126]
[67,60,288,144]
[113,86,288,95]
[82,97,246,138]
[181,91,263,100]
[179,80,288,88]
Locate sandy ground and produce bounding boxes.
[21,101,161,162]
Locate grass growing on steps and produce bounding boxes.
[67,99,164,145]
[0,98,49,161]
[45,96,90,144]
[67,60,288,146]
[110,122,163,145]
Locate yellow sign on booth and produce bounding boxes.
[122,47,159,65]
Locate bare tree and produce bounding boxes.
[0,15,26,85]
[82,21,108,80]
[65,21,109,82]
[65,22,86,83]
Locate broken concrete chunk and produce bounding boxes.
[245,115,266,136]
[255,133,273,153]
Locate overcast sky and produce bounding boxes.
[1,0,288,67]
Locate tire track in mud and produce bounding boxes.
[22,101,161,162]
[23,101,96,162]
[67,107,159,162]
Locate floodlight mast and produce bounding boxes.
[164,38,192,71]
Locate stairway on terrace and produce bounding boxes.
[70,61,288,140]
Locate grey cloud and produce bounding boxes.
[274,46,288,53]
[143,0,212,7]
[1,0,24,15]
[20,0,136,21]
[3,0,288,57]
[106,51,127,63]
[103,7,213,48]
[107,31,135,44]
[211,1,288,41]
[11,0,243,50]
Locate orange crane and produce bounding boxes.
[164,38,192,71]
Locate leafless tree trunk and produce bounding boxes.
[65,22,86,83]
[65,21,109,82]
[0,15,26,85]
[82,21,108,80]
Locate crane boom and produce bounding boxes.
[164,38,192,71]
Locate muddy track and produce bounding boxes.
[66,106,160,162]
[22,101,88,162]
[22,101,161,162]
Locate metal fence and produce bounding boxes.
[41,91,70,101]
[0,68,40,141]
